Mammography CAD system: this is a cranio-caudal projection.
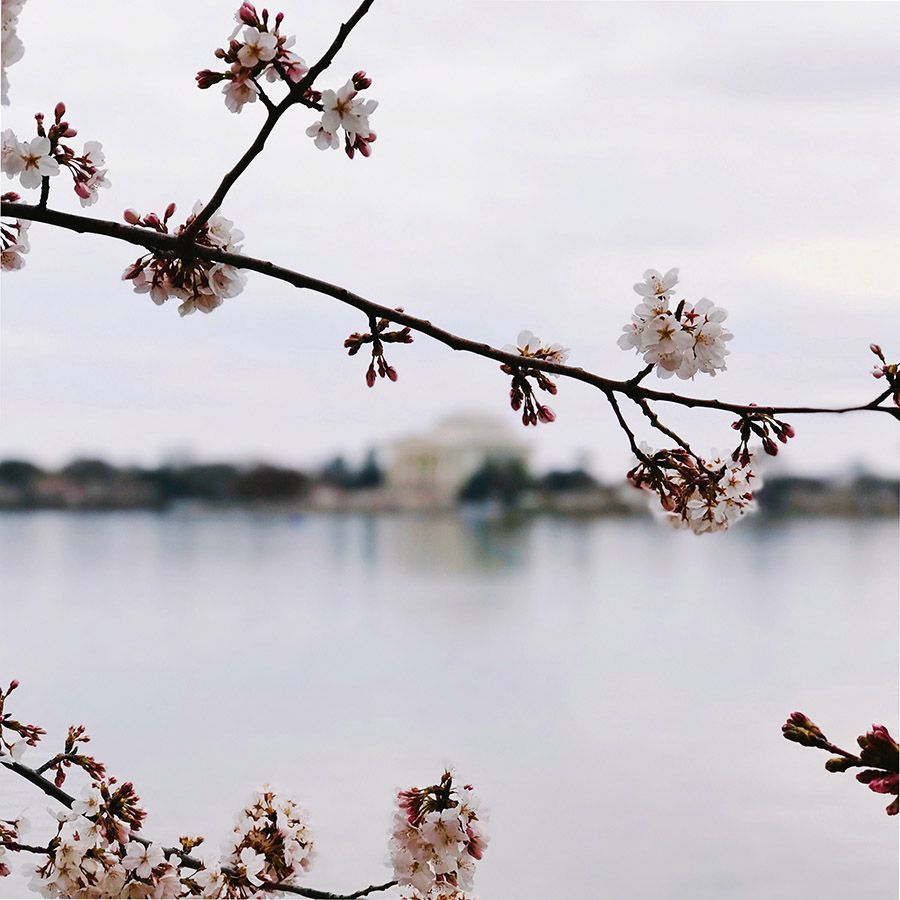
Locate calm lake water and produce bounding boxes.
[1,512,897,899]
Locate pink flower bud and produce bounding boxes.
[781,423,795,438]
[365,364,376,388]
[54,101,66,121]
[62,127,77,138]
[239,3,259,25]
[762,437,778,456]
[386,366,398,382]
[537,405,556,423]
[352,70,372,90]
[8,679,19,692]
[164,202,177,221]
[870,343,883,357]
[123,209,141,225]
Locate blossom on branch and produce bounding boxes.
[345,312,413,386]
[121,201,247,316]
[500,329,569,426]
[628,444,760,534]
[782,713,899,816]
[870,343,900,407]
[197,4,309,113]
[618,268,733,379]
[2,104,110,205]
[308,71,378,159]
[390,771,488,900]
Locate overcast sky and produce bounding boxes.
[2,1,899,478]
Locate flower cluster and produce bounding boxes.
[2,104,110,206]
[730,408,795,466]
[1,191,29,270]
[306,71,378,159]
[618,268,733,379]
[344,312,413,386]
[197,3,309,113]
[870,344,899,407]
[628,445,760,534]
[121,202,247,316]
[500,329,569,426]
[390,771,488,900]
[1,0,27,105]
[782,713,899,816]
[210,787,315,897]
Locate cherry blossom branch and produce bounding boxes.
[781,713,899,816]
[0,757,397,899]
[3,201,896,425]
[184,0,374,240]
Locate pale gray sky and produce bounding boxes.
[2,0,899,478]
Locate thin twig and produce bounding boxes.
[0,758,397,900]
[604,391,647,462]
[5,200,897,426]
[633,396,711,471]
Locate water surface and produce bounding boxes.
[1,513,897,899]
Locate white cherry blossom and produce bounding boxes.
[122,841,164,879]
[237,26,277,68]
[7,135,59,189]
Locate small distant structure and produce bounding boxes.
[386,414,529,508]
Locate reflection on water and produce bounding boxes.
[1,512,897,899]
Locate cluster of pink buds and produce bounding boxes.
[782,713,899,816]
[345,312,413,386]
[38,724,107,789]
[197,3,309,113]
[121,201,247,316]
[628,445,760,534]
[501,330,569,426]
[0,817,25,878]
[0,678,45,759]
[1,104,109,205]
[731,407,795,465]
[1,191,30,270]
[390,771,488,900]
[870,344,899,407]
[306,71,378,159]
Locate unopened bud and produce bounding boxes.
[164,202,177,221]
[365,364,376,388]
[870,343,883,358]
[825,756,856,773]
[537,405,556,423]
[239,2,258,25]
[386,366,398,382]
[781,423,795,439]
[123,209,141,225]
[62,127,77,138]
[762,437,778,456]
[352,70,372,90]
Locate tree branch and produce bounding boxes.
[3,201,898,427]
[0,758,397,900]
[184,0,375,240]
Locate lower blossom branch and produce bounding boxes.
[0,756,397,899]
